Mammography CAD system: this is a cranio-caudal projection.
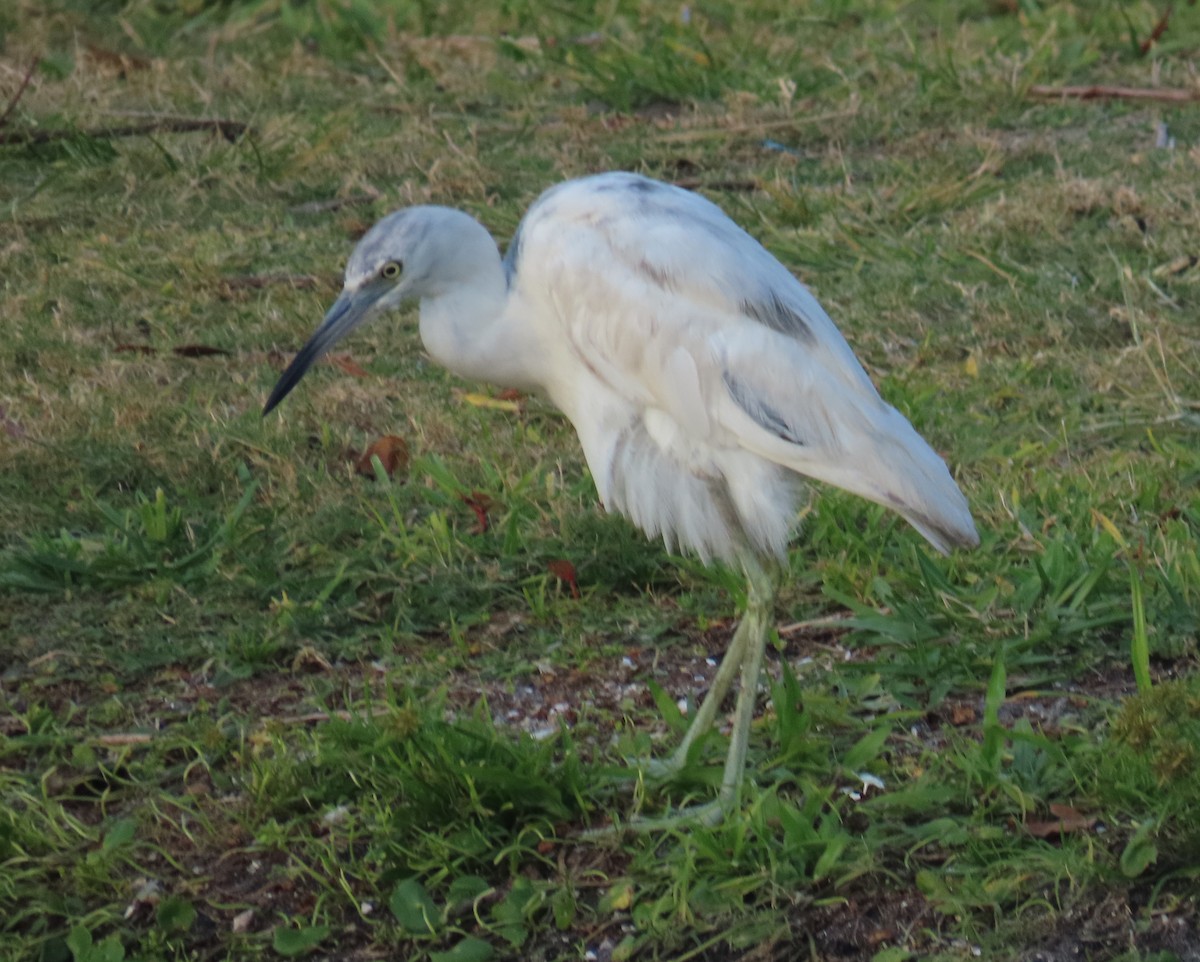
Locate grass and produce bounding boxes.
[1,0,1199,958]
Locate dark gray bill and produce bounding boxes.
[262,288,380,416]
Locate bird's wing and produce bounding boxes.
[509,173,977,553]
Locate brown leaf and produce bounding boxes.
[1049,803,1094,825]
[356,435,410,479]
[948,703,977,726]
[1024,804,1096,838]
[329,354,370,378]
[460,491,495,534]
[547,559,581,599]
[1139,4,1173,55]
[1152,255,1198,278]
[173,344,230,358]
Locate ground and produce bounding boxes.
[2,1,1199,960]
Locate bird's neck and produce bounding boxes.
[417,256,541,392]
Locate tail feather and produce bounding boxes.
[724,396,979,555]
[801,408,978,555]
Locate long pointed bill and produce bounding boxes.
[262,287,382,416]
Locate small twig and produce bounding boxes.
[95,733,154,746]
[777,612,858,636]
[0,116,250,147]
[1028,84,1199,103]
[964,249,1019,287]
[0,55,39,129]
[1139,4,1173,55]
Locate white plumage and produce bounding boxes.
[265,171,979,826]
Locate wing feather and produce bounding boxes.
[508,173,978,557]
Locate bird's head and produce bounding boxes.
[262,205,488,416]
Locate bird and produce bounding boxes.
[263,171,979,827]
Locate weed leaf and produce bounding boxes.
[272,925,331,957]
[390,878,441,935]
[156,896,196,934]
[431,937,495,962]
[1120,821,1159,877]
[101,818,136,851]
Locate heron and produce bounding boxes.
[263,171,979,826]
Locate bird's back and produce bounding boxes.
[503,173,978,561]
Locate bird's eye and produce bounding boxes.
[380,260,403,280]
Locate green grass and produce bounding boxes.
[2,0,1199,959]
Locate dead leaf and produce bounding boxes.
[460,391,522,413]
[330,354,370,378]
[460,491,495,534]
[948,703,977,726]
[95,733,153,746]
[173,344,230,358]
[1024,803,1097,838]
[547,559,581,599]
[1152,255,1197,278]
[1139,4,1173,55]
[356,435,410,478]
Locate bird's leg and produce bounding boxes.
[608,556,779,832]
[641,608,752,780]
[714,555,778,810]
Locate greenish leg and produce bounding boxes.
[642,610,752,780]
[714,556,778,811]
[594,556,780,834]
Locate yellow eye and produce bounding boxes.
[380,261,403,280]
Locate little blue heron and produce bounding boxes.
[264,172,979,826]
